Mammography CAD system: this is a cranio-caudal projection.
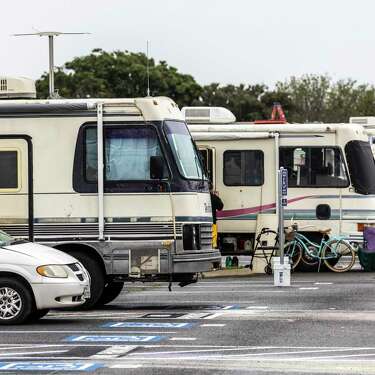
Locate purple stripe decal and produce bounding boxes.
[217,196,312,219]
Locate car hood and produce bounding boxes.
[0,242,78,265]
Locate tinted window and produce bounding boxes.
[0,151,18,189]
[85,126,165,182]
[279,147,348,188]
[345,140,375,195]
[224,150,264,186]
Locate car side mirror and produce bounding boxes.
[150,156,165,180]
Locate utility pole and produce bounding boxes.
[13,31,90,98]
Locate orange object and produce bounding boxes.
[254,102,287,124]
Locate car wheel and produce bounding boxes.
[0,278,33,325]
[97,282,124,306]
[28,308,50,322]
[67,251,105,309]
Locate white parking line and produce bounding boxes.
[204,313,223,320]
[170,337,197,341]
[299,287,319,290]
[200,324,226,327]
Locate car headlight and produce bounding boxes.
[36,265,69,278]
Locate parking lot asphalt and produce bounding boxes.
[1,271,375,374]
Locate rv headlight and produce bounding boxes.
[36,265,69,278]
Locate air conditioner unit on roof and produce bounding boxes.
[182,106,236,124]
[0,77,36,99]
[350,117,375,126]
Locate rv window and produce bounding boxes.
[85,126,165,182]
[223,150,264,186]
[0,151,18,189]
[279,147,348,188]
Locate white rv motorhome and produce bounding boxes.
[0,78,220,308]
[185,107,375,271]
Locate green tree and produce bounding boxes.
[36,49,202,108]
[196,83,267,121]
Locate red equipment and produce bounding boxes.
[254,102,287,124]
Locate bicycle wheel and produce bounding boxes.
[322,239,356,272]
[284,241,303,270]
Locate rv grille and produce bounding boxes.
[200,223,213,250]
[0,79,7,91]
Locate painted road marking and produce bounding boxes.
[169,337,197,341]
[314,282,333,285]
[103,322,194,329]
[299,287,319,290]
[110,364,143,368]
[0,362,102,371]
[65,335,165,343]
[141,313,184,319]
[200,324,226,327]
[90,345,137,359]
[246,306,269,310]
[177,313,211,320]
[204,313,223,320]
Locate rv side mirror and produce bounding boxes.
[150,156,165,180]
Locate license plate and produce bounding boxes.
[83,287,91,299]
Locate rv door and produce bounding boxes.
[198,147,215,186]
[0,138,32,240]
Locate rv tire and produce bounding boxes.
[97,281,124,306]
[66,251,105,310]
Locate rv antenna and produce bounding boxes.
[146,40,151,97]
[13,31,90,99]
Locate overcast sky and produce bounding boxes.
[2,0,375,87]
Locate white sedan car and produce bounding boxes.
[0,230,90,324]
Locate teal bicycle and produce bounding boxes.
[284,224,356,272]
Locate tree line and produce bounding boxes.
[36,49,375,123]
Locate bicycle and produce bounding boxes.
[284,224,356,272]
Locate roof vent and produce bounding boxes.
[0,77,36,99]
[349,117,375,126]
[182,106,236,124]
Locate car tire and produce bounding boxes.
[0,278,34,325]
[97,282,124,306]
[66,251,105,310]
[28,308,50,322]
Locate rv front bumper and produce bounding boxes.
[172,250,221,273]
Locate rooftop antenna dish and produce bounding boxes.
[13,30,90,99]
[146,40,151,97]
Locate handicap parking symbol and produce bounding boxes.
[103,322,194,329]
[0,362,103,372]
[65,335,165,343]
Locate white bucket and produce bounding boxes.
[272,257,291,287]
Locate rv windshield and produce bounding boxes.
[345,140,375,195]
[165,121,204,180]
[0,230,13,246]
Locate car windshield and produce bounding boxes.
[164,121,204,180]
[0,230,14,246]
